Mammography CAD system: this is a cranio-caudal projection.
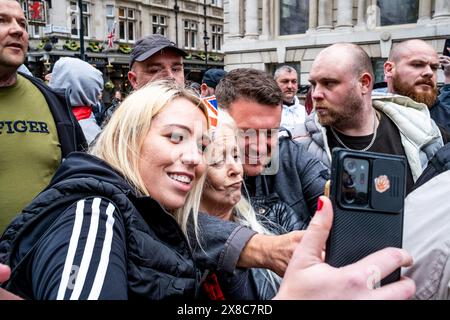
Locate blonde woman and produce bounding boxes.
[0,81,210,299]
[200,111,305,299]
[0,81,415,300]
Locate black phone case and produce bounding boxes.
[325,149,406,286]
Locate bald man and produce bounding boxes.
[297,43,444,194]
[384,39,450,131]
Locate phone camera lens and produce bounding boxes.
[344,159,357,173]
[343,174,355,188]
[343,188,356,204]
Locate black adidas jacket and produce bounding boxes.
[0,152,247,299]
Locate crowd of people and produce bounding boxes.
[1,0,450,300]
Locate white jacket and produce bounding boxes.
[372,95,443,181]
[281,96,307,139]
[403,170,450,299]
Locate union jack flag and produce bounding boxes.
[27,0,46,24]
[107,21,116,48]
[203,95,219,129]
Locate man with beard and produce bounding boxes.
[297,43,444,194]
[274,65,307,139]
[384,39,450,132]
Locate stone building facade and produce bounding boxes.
[22,0,224,89]
[223,0,450,87]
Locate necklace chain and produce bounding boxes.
[329,110,378,152]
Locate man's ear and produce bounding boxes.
[128,71,138,90]
[359,72,373,94]
[200,83,208,97]
[384,61,394,79]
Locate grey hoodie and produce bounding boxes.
[49,57,103,144]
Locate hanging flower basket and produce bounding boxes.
[37,38,49,50]
[118,44,132,54]
[63,40,80,51]
[104,80,114,91]
[210,55,222,62]
[87,41,103,53]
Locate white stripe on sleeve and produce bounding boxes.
[70,197,102,300]
[87,202,116,300]
[56,199,85,300]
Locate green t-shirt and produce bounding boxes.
[0,75,61,232]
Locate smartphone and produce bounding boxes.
[325,148,406,286]
[444,38,450,57]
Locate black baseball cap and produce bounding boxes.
[202,69,227,89]
[129,34,187,68]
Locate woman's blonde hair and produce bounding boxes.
[205,111,281,294]
[90,80,209,237]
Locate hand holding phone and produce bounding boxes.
[325,148,406,286]
[443,39,450,57]
[441,39,450,75]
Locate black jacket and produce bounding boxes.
[430,84,450,133]
[19,72,87,156]
[251,193,307,233]
[0,153,243,299]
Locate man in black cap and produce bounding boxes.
[200,68,227,97]
[128,34,187,89]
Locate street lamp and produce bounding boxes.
[203,0,209,70]
[174,0,179,46]
[78,0,85,61]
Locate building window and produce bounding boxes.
[372,58,387,85]
[211,0,223,7]
[69,0,90,38]
[152,15,167,36]
[377,0,419,26]
[106,4,115,33]
[184,20,197,50]
[21,2,42,38]
[29,24,42,38]
[280,0,309,35]
[22,0,47,25]
[211,24,222,52]
[119,7,136,43]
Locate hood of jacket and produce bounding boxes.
[372,94,441,148]
[49,57,104,108]
[49,152,132,194]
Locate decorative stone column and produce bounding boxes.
[433,0,450,20]
[317,0,333,31]
[336,0,353,30]
[418,0,432,23]
[308,0,318,32]
[244,0,259,38]
[261,0,270,39]
[356,0,366,28]
[228,0,242,38]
